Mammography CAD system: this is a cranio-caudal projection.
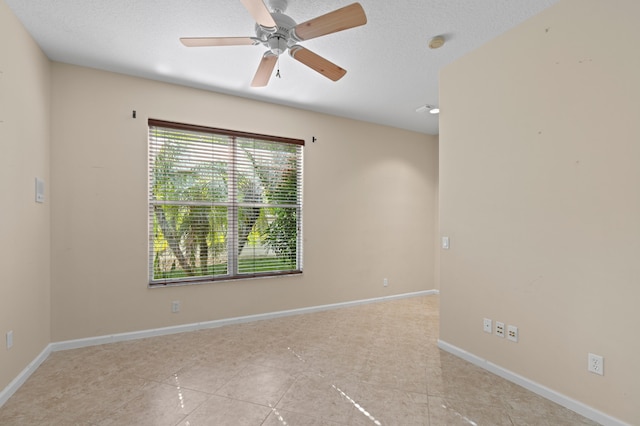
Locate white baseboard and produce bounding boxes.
[0,344,52,407]
[1,290,438,406]
[438,340,630,426]
[51,289,438,352]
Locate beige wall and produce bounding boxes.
[0,1,51,390]
[1,0,437,395]
[439,0,639,423]
[50,63,438,341]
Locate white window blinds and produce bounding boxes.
[148,119,303,285]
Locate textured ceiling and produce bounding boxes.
[6,0,558,135]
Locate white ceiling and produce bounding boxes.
[6,0,558,135]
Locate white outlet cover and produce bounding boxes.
[483,318,492,333]
[441,236,450,250]
[588,353,604,375]
[35,178,45,203]
[495,321,505,338]
[507,325,519,342]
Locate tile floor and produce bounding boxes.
[0,295,598,425]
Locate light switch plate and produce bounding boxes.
[6,330,13,349]
[35,178,45,203]
[442,236,450,250]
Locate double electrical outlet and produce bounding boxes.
[588,353,604,376]
[483,318,518,342]
[483,318,605,376]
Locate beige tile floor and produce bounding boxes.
[0,295,598,425]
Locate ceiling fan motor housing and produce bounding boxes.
[255,12,297,55]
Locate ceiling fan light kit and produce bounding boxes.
[180,0,367,87]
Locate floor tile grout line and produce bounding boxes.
[261,374,302,426]
[0,295,599,426]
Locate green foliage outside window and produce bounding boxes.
[149,122,302,285]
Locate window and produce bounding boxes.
[148,119,303,286]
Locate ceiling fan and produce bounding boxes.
[180,0,367,87]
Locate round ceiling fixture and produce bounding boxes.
[429,35,445,49]
[416,105,439,114]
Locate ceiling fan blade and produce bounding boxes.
[240,0,277,29]
[292,2,367,41]
[180,37,256,47]
[251,52,278,87]
[289,46,346,82]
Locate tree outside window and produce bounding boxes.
[148,120,303,285]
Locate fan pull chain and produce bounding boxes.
[276,55,281,79]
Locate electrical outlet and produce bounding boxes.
[383,278,388,287]
[483,318,492,333]
[6,330,13,349]
[171,301,180,313]
[495,321,505,338]
[588,353,604,376]
[507,325,518,342]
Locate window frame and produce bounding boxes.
[148,119,304,287]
